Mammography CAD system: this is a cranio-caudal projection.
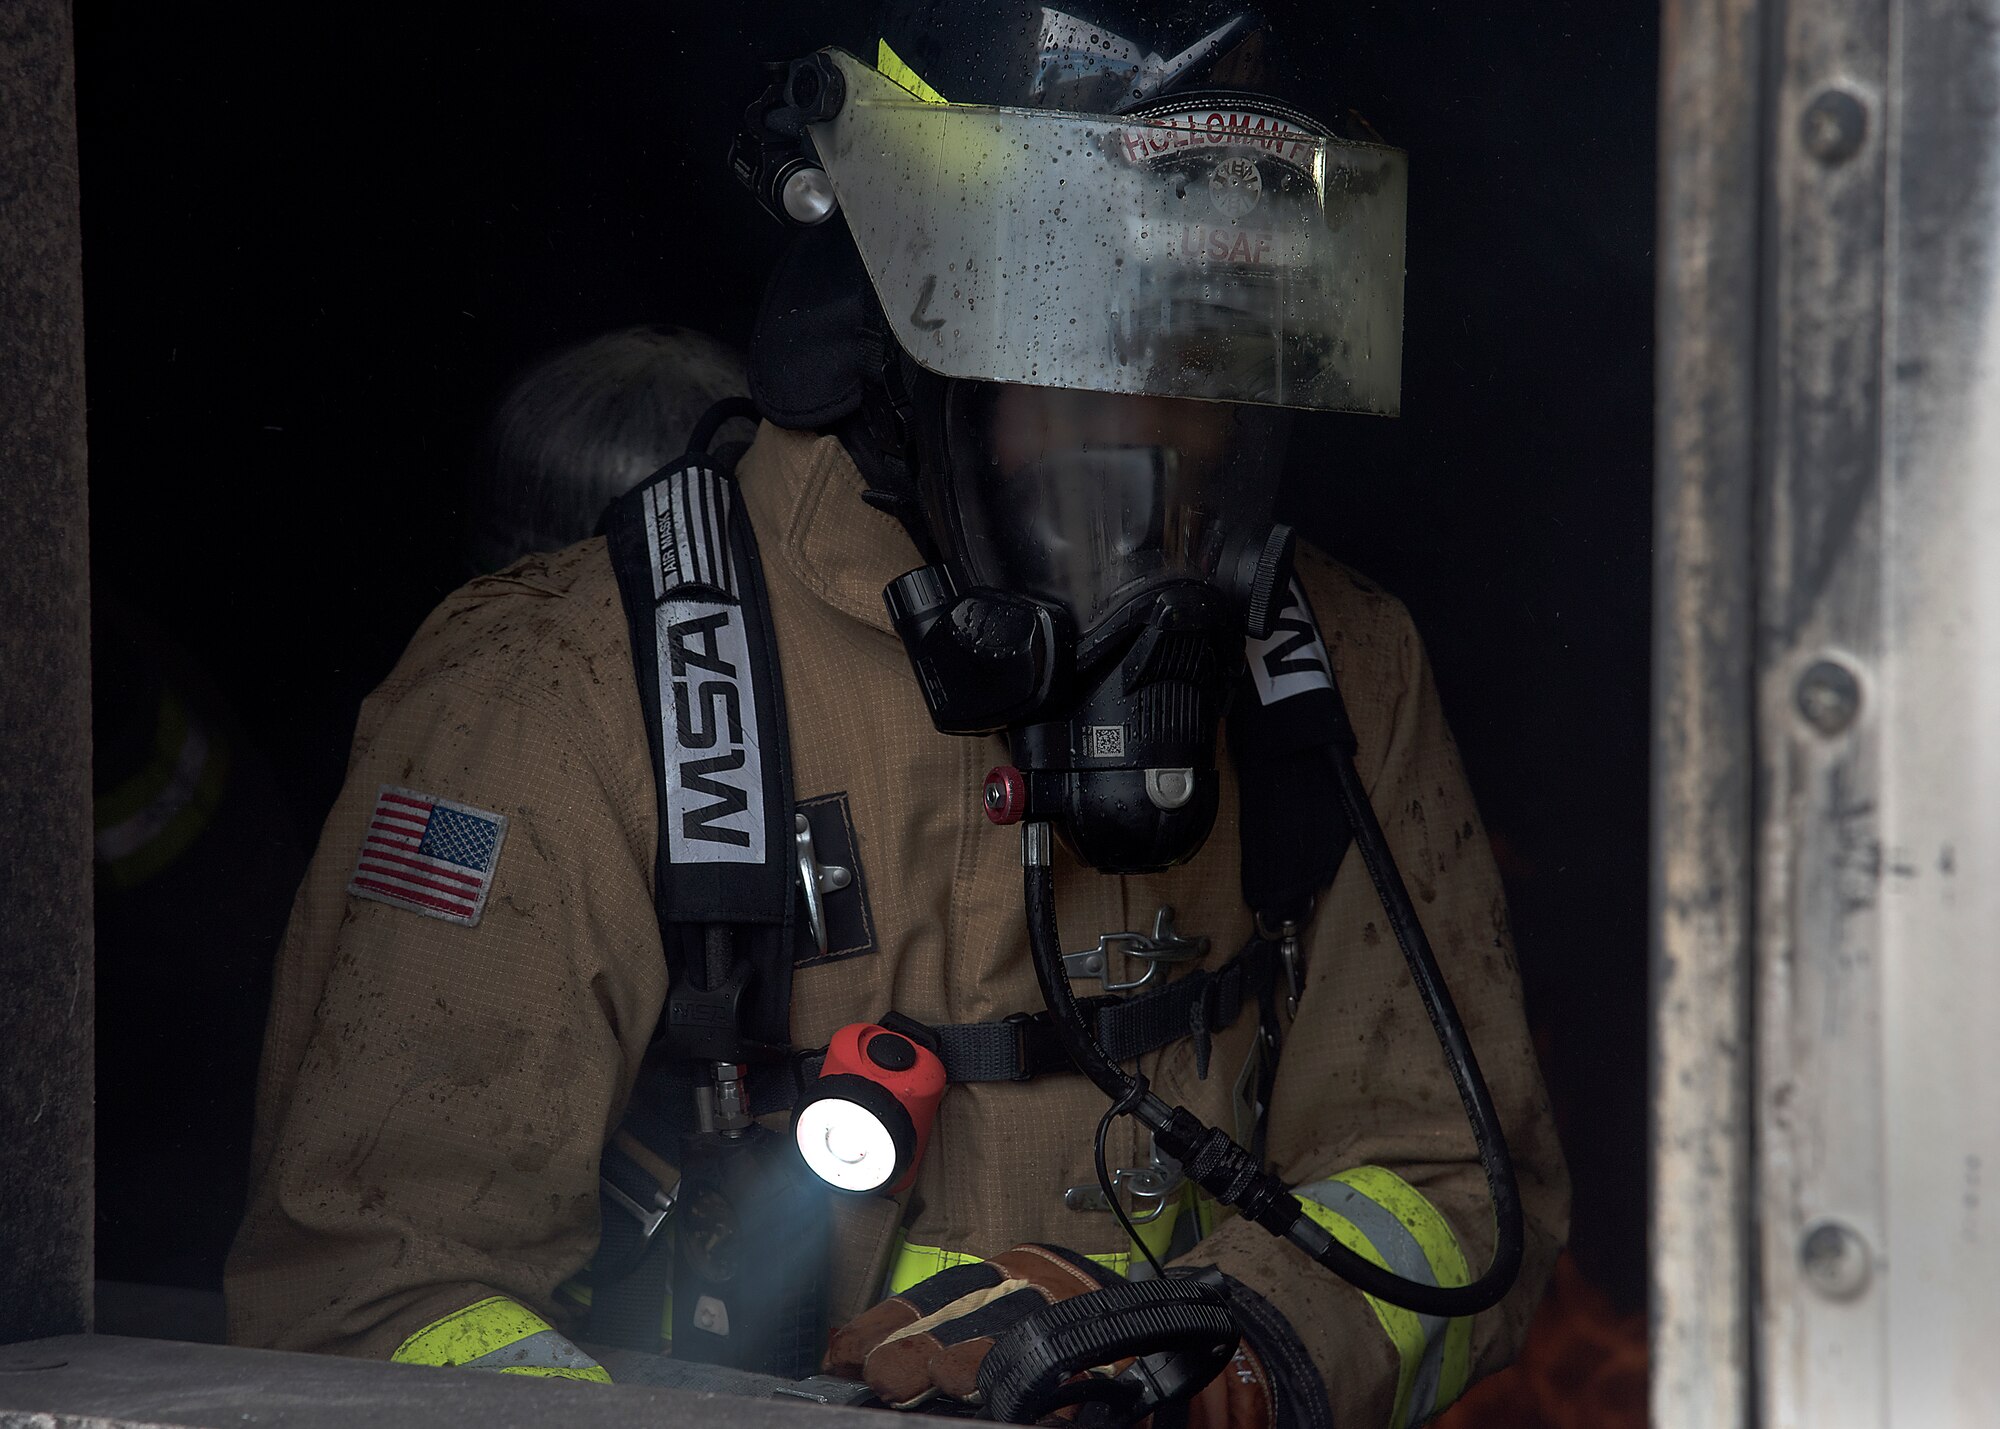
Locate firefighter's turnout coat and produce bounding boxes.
[226,423,1569,1429]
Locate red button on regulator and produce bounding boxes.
[983,765,1028,825]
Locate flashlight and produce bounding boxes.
[794,1023,946,1194]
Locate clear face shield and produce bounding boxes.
[804,47,1405,637]
[806,47,1406,413]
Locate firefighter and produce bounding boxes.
[226,6,1569,1426]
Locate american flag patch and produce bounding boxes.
[347,785,509,927]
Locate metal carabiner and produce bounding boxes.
[1062,1141,1188,1224]
[1256,897,1316,1018]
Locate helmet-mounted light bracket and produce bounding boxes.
[729,53,848,228]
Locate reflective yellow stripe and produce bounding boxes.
[886,1237,985,1294]
[496,1364,616,1382]
[875,38,948,104]
[1296,1168,1472,1429]
[1332,1166,1473,1409]
[885,1186,1195,1294]
[93,691,230,889]
[392,1296,611,1384]
[1294,1195,1429,1425]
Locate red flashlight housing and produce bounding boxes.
[801,1023,947,1194]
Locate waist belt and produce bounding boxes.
[937,940,1271,1081]
[590,935,1281,1350]
[734,935,1279,1118]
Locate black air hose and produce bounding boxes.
[1020,789,1525,1318]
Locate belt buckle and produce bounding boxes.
[1061,906,1210,992]
[1003,1010,1043,1082]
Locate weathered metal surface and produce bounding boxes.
[0,1337,873,1428]
[1754,0,1894,1411]
[1662,0,2000,1413]
[0,0,94,1347]
[1867,0,2000,1413]
[1650,0,1763,1418]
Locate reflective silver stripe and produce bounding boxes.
[1297,1178,1449,1427]
[459,1327,602,1373]
[94,722,210,863]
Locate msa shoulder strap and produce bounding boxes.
[1231,576,1357,930]
[603,446,800,1057]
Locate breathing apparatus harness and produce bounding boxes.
[595,408,1521,1421]
[593,409,1307,1369]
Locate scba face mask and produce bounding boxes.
[887,380,1297,873]
[740,41,1407,872]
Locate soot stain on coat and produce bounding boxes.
[464,1170,500,1214]
[345,1084,416,1175]
[1403,795,1441,902]
[557,634,605,687]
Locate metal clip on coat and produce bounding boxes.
[794,814,852,958]
[1062,905,1209,992]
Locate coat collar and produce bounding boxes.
[736,423,922,638]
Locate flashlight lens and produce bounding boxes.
[794,1096,899,1192]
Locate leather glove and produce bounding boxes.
[1181,1339,1277,1429]
[824,1244,1115,1407]
[826,1244,1286,1427]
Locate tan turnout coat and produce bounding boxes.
[227,423,1568,1427]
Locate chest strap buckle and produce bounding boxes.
[1061,906,1211,992]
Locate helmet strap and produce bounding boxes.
[839,302,941,562]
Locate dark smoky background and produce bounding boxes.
[75,2,1655,1313]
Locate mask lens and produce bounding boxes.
[940,382,1288,632]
